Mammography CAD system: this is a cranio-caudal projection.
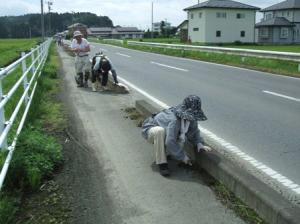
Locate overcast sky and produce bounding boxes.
[0,0,283,29]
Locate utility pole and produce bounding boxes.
[29,26,31,39]
[151,1,153,39]
[41,0,45,40]
[47,1,53,36]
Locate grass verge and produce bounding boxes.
[93,39,300,78]
[0,42,68,223]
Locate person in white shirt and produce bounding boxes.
[70,31,91,87]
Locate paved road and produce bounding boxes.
[90,43,300,190]
[59,47,245,224]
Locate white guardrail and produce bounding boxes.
[103,39,124,45]
[0,39,52,190]
[127,41,300,62]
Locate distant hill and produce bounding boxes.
[0,12,113,38]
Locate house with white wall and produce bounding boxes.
[184,0,259,43]
[255,0,300,44]
[88,27,144,39]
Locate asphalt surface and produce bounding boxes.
[58,46,245,224]
[89,43,300,189]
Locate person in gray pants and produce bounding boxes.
[70,31,91,87]
[142,95,211,176]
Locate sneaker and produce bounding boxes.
[158,163,170,177]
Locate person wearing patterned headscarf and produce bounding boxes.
[142,95,211,176]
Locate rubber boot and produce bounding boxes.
[84,72,89,88]
[92,82,97,92]
[77,73,84,87]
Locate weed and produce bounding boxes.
[0,41,65,223]
[0,193,20,224]
[123,107,144,127]
[213,182,266,224]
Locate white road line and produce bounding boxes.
[118,75,300,195]
[150,61,189,72]
[116,52,131,58]
[263,90,300,102]
[96,42,300,81]
[118,76,169,108]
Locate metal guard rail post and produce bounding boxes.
[127,41,300,62]
[0,39,52,190]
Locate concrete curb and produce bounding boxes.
[135,99,300,224]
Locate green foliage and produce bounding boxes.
[0,39,39,67]
[0,194,20,224]
[7,128,62,190]
[0,12,113,38]
[0,42,65,223]
[213,183,266,224]
[114,42,300,78]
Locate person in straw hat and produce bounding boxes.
[70,30,91,87]
[142,95,212,176]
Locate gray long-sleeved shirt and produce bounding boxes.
[142,108,204,161]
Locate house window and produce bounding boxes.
[266,14,272,20]
[297,29,300,37]
[199,12,202,18]
[216,12,226,18]
[237,13,245,19]
[241,31,245,37]
[280,27,289,38]
[259,28,269,37]
[216,30,221,37]
[287,11,290,16]
[193,28,199,31]
[191,13,194,19]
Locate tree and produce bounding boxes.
[160,20,166,36]
[0,21,8,38]
[0,12,114,38]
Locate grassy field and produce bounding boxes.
[124,38,300,53]
[0,38,40,67]
[93,38,300,78]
